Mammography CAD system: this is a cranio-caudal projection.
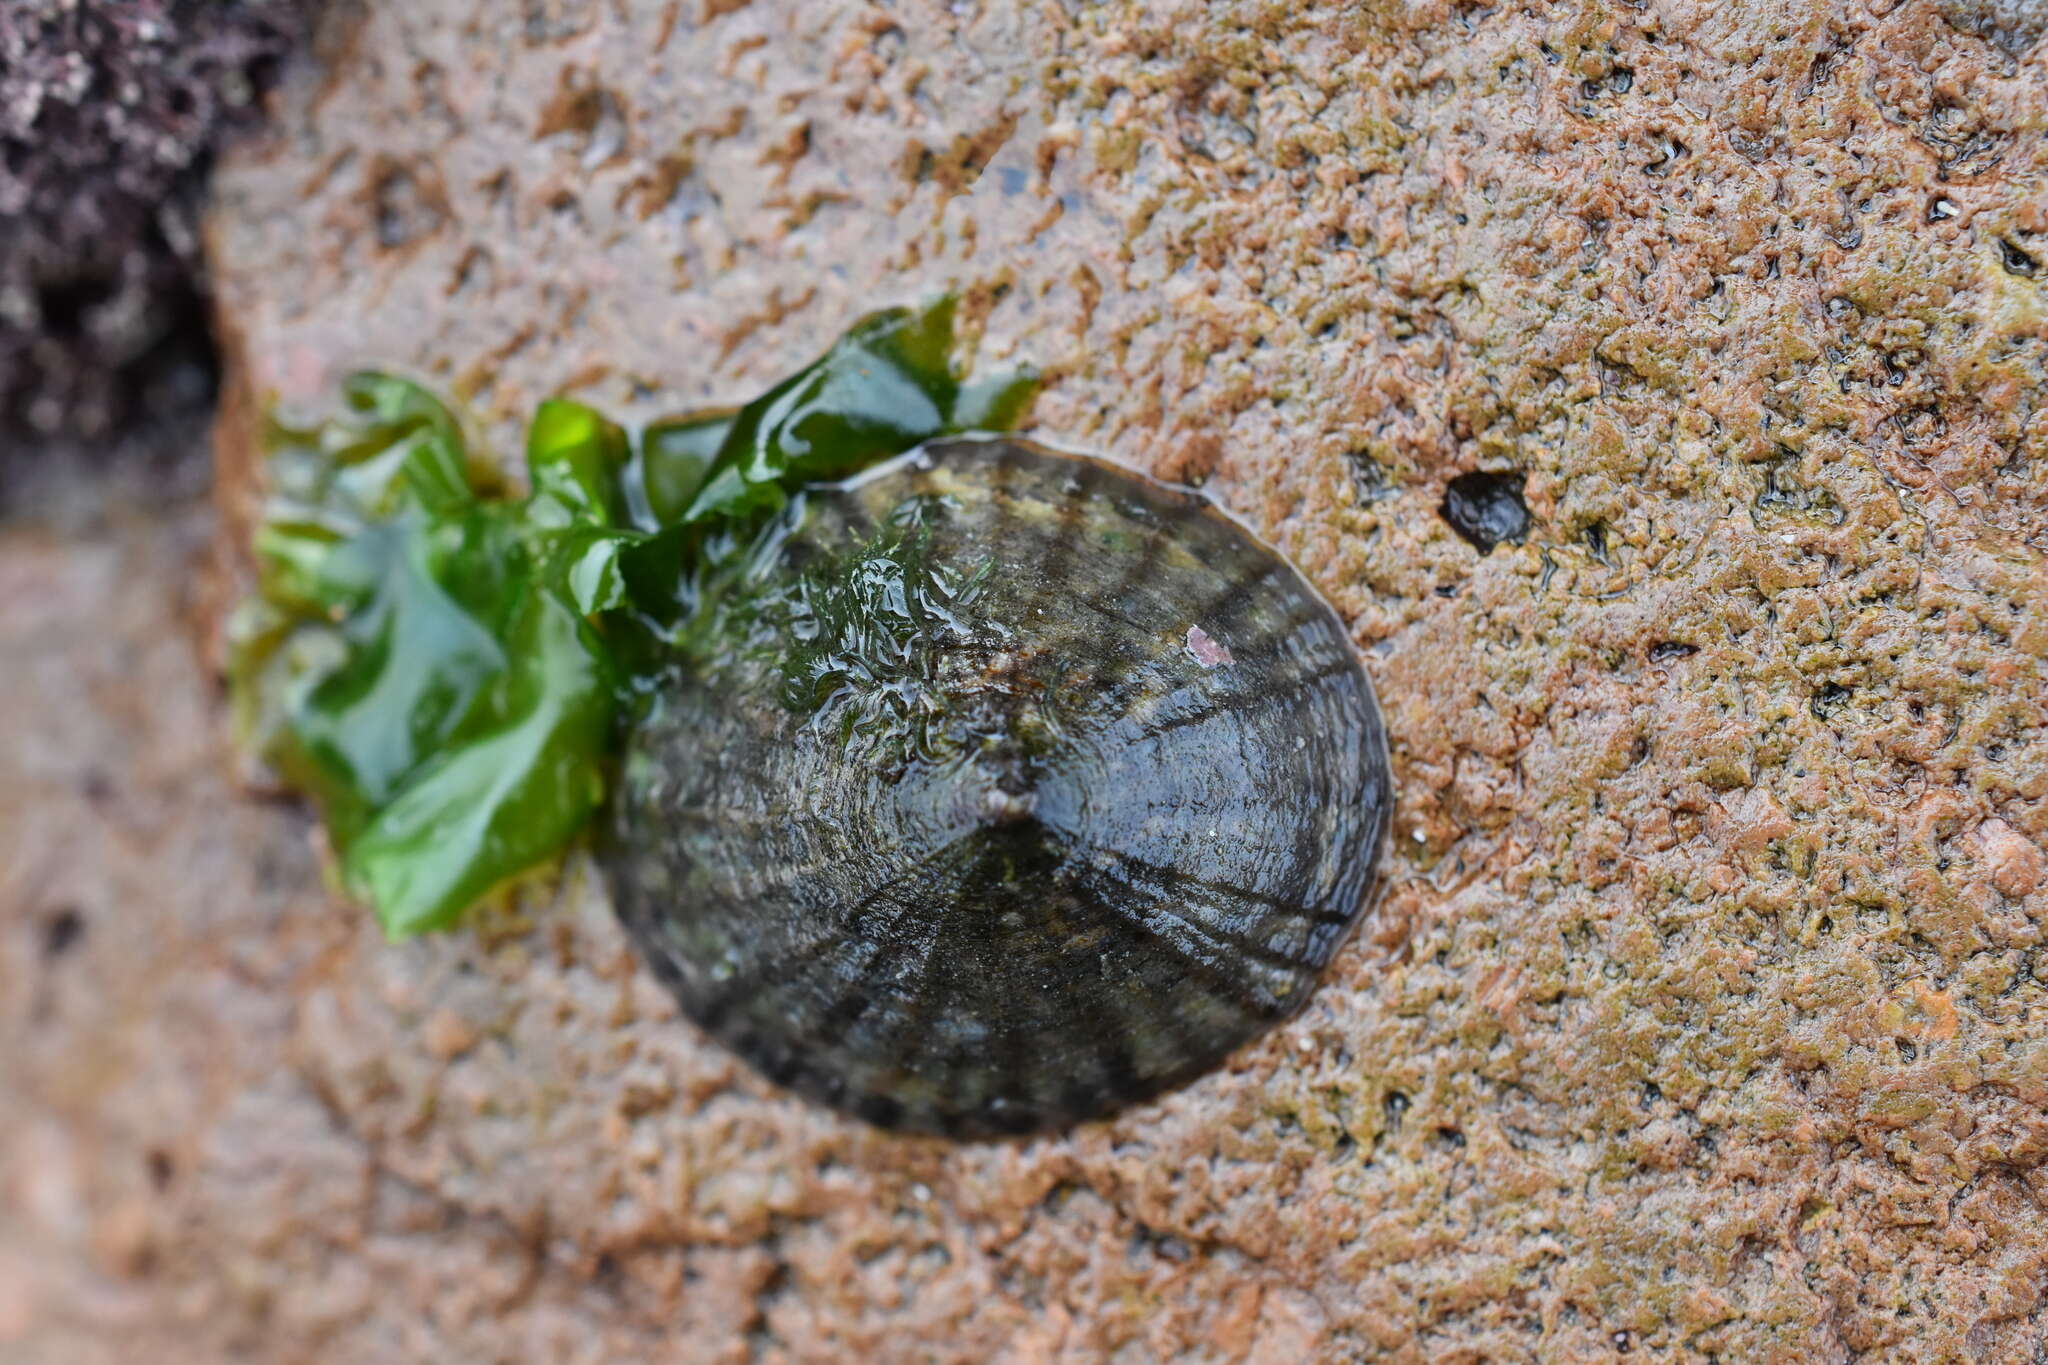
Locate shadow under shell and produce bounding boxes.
[602,437,1392,1138]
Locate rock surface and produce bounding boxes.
[0,0,318,509]
[6,0,2048,1360]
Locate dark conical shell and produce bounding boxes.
[603,438,1391,1137]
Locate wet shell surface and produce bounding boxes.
[603,437,1392,1137]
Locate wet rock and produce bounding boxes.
[0,1,317,510]
[11,0,2048,1360]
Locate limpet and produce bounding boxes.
[604,437,1391,1137]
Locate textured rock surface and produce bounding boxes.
[7,0,2048,1360]
[0,0,316,511]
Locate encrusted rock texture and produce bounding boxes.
[0,0,318,510]
[6,0,2048,1360]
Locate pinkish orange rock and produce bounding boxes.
[4,1,2047,1361]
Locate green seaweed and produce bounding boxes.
[229,297,1035,937]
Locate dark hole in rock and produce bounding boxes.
[147,1149,174,1190]
[1648,641,1697,662]
[36,278,116,340]
[1130,1225,1190,1262]
[2000,238,2039,277]
[1810,682,1853,720]
[1644,134,1687,175]
[41,907,85,960]
[1439,470,1531,553]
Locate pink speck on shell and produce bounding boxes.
[1185,624,1235,668]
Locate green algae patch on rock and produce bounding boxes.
[228,298,1035,938]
